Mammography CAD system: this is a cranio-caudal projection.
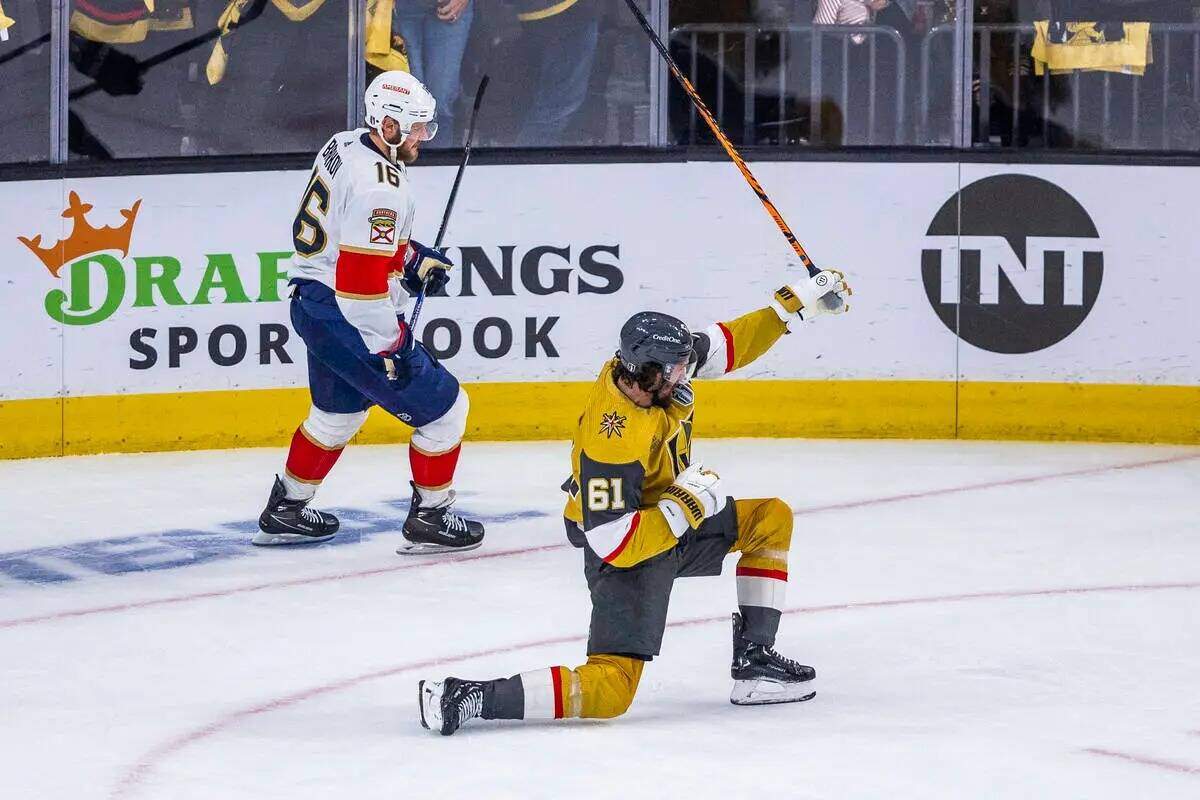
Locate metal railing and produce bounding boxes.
[669,23,907,146]
[12,9,1200,166]
[922,22,1200,150]
[668,20,1200,152]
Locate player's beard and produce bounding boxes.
[650,380,678,409]
[398,140,420,165]
[650,361,688,408]
[380,128,420,165]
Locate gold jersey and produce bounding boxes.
[563,306,788,568]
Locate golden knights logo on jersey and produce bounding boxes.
[661,379,696,479]
[599,412,627,439]
[666,412,694,477]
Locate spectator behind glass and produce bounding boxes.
[194,2,346,157]
[67,0,197,159]
[811,0,914,143]
[394,0,474,144]
[0,0,52,164]
[814,0,872,44]
[511,0,601,146]
[814,0,916,35]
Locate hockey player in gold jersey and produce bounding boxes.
[418,267,852,734]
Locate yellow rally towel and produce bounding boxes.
[366,0,410,73]
[208,0,251,85]
[1032,21,1152,76]
[208,0,328,85]
[0,1,14,39]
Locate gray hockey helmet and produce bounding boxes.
[617,311,693,373]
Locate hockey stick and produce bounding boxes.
[407,74,490,337]
[0,34,51,67]
[621,0,820,278]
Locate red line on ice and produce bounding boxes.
[110,631,587,800]
[3,451,1196,631]
[1082,747,1200,776]
[789,451,1200,516]
[111,580,1200,799]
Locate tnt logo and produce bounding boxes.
[921,175,1104,354]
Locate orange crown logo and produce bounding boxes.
[18,191,141,277]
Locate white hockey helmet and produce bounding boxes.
[365,71,438,146]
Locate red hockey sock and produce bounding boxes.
[284,425,345,488]
[409,442,461,491]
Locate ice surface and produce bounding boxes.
[1,439,1198,799]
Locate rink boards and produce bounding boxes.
[0,161,1197,457]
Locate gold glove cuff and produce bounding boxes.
[661,484,705,529]
[773,285,803,314]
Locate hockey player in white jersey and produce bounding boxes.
[254,71,484,554]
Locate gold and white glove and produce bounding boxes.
[772,269,852,324]
[658,463,727,537]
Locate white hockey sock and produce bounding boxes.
[280,471,317,502]
[415,484,452,508]
[735,570,787,611]
[519,667,573,720]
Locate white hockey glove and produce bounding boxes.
[771,269,852,325]
[658,463,727,538]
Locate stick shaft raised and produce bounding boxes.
[623,0,818,276]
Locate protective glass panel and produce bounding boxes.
[0,1,51,164]
[364,0,653,148]
[668,0,959,147]
[67,1,348,160]
[972,0,1200,151]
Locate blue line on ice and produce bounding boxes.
[0,496,552,587]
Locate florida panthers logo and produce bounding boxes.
[368,207,397,245]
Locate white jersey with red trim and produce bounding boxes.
[290,128,416,354]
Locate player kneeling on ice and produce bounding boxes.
[419,268,852,733]
[254,71,483,555]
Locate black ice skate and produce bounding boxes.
[730,612,817,706]
[397,481,485,555]
[252,476,340,545]
[418,677,486,736]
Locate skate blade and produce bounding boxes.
[730,678,816,706]
[396,539,483,556]
[252,530,336,546]
[417,680,431,730]
[417,679,444,733]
